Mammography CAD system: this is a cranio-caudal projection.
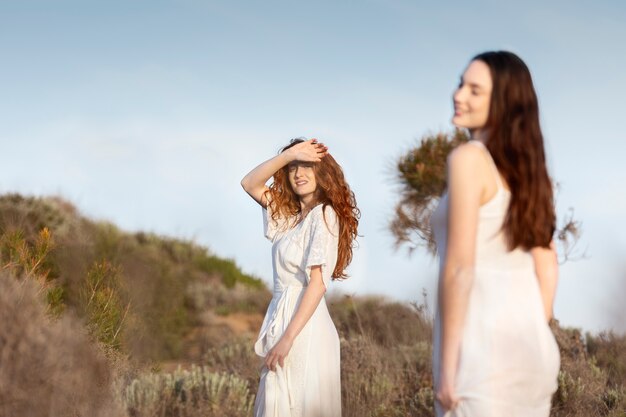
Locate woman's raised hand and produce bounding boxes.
[286,139,328,163]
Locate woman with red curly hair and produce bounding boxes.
[241,138,359,417]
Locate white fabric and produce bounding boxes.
[254,203,342,417]
[430,140,560,417]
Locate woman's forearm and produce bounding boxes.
[532,244,558,321]
[440,265,474,379]
[282,266,326,343]
[240,139,327,206]
[537,272,557,321]
[241,152,292,206]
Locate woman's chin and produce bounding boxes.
[451,116,463,127]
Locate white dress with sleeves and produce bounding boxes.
[253,202,342,417]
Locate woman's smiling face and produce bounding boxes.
[452,59,493,132]
[287,161,317,200]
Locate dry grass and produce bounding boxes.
[0,273,125,417]
[549,322,626,416]
[587,331,626,388]
[328,295,435,416]
[0,192,624,416]
[124,366,254,417]
[202,338,262,392]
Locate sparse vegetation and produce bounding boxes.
[391,130,582,261]
[81,260,130,351]
[0,192,623,416]
[0,193,269,361]
[124,366,254,417]
[0,272,124,417]
[391,129,469,253]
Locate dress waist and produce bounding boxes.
[474,263,534,273]
[272,283,306,295]
[256,284,305,357]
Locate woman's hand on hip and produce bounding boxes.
[265,335,294,372]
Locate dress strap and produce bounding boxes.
[468,140,504,190]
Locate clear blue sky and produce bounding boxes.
[1,0,625,333]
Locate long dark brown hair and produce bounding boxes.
[473,51,555,250]
[266,138,360,279]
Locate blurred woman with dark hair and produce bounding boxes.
[241,138,359,417]
[431,51,561,416]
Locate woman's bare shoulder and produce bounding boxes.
[447,142,487,175]
[449,142,484,163]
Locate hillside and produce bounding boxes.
[0,192,624,416]
[0,193,270,363]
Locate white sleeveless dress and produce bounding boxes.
[430,141,560,417]
[253,203,342,417]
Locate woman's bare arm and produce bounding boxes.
[437,144,485,410]
[531,242,559,321]
[264,266,326,371]
[240,139,327,208]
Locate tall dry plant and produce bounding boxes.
[391,130,468,254]
[391,130,582,261]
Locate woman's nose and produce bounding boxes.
[453,86,467,103]
[453,88,462,103]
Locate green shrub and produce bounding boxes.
[81,261,129,351]
[193,253,265,289]
[0,226,66,317]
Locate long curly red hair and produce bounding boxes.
[265,138,360,279]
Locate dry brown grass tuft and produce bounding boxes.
[340,336,434,417]
[329,295,434,416]
[587,331,626,388]
[0,273,125,417]
[550,321,626,416]
[330,295,432,347]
